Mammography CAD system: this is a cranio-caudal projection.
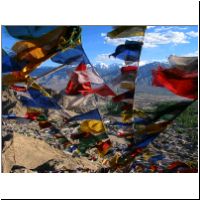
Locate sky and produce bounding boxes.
[2,25,198,67]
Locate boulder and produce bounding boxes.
[2,132,100,173]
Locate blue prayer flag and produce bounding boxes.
[148,154,165,163]
[2,49,25,73]
[109,40,143,62]
[6,26,58,39]
[51,45,89,65]
[20,88,61,110]
[68,109,102,122]
[136,134,159,148]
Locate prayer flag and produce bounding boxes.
[10,85,27,92]
[83,84,116,97]
[12,26,81,76]
[68,109,102,122]
[80,120,105,134]
[96,139,112,157]
[107,26,146,38]
[168,55,198,72]
[6,26,58,39]
[152,66,198,99]
[51,44,89,65]
[112,89,134,103]
[109,40,143,62]
[65,63,92,95]
[2,49,25,73]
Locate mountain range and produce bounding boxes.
[30,61,170,90]
[32,61,172,97]
[2,61,174,116]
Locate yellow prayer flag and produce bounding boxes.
[143,152,154,161]
[107,26,146,39]
[136,121,170,135]
[109,152,121,168]
[133,109,148,118]
[2,72,28,86]
[120,82,135,90]
[80,120,105,134]
[121,112,134,122]
[27,77,51,97]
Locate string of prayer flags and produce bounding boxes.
[12,26,81,77]
[67,108,110,154]
[2,114,22,119]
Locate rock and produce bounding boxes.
[2,132,101,173]
[10,165,34,173]
[2,89,27,116]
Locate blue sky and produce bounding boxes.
[2,25,198,67]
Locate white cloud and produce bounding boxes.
[95,53,114,62]
[101,33,106,37]
[154,26,189,32]
[186,31,198,38]
[174,26,188,30]
[145,31,189,47]
[147,26,156,29]
[103,35,144,46]
[139,60,149,66]
[182,50,198,57]
[154,26,174,32]
[95,53,124,65]
[102,30,189,48]
[139,59,168,66]
[95,62,109,69]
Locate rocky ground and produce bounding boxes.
[2,114,198,173]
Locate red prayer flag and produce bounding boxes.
[130,148,143,158]
[82,84,116,97]
[152,66,198,100]
[25,112,41,120]
[65,63,92,95]
[121,66,138,73]
[167,161,189,170]
[177,168,198,173]
[96,139,112,156]
[11,85,27,92]
[121,103,133,111]
[38,121,52,129]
